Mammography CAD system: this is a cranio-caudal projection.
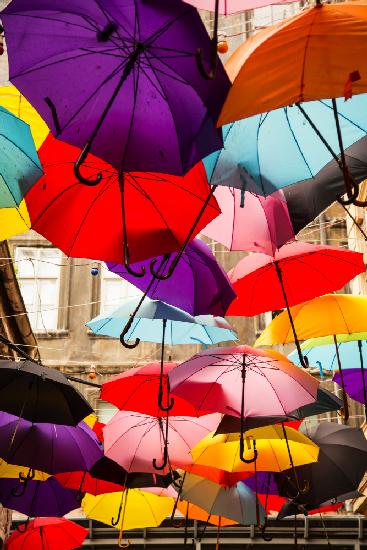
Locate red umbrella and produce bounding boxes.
[101,362,212,417]
[227,241,365,365]
[5,517,88,550]
[55,471,123,496]
[92,421,105,443]
[25,135,220,270]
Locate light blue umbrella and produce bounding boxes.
[204,95,367,197]
[288,340,367,377]
[0,106,42,207]
[86,297,237,345]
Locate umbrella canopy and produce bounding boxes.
[0,106,42,208]
[5,517,88,550]
[333,368,367,406]
[277,494,357,519]
[180,472,266,526]
[215,388,342,435]
[86,297,237,345]
[82,489,174,531]
[0,85,49,149]
[210,96,367,196]
[101,362,211,417]
[169,345,318,418]
[0,200,30,241]
[89,456,176,489]
[2,0,230,175]
[289,339,367,372]
[106,239,236,317]
[190,425,319,474]
[255,294,367,348]
[201,186,295,256]
[227,242,365,316]
[0,414,102,474]
[0,360,93,425]
[177,500,237,526]
[0,459,48,482]
[219,3,367,123]
[276,422,367,509]
[25,135,220,266]
[55,471,123,496]
[182,464,252,487]
[0,477,80,517]
[103,411,220,474]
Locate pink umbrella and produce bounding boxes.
[169,345,318,463]
[103,412,220,475]
[201,187,294,256]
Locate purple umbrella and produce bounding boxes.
[0,412,102,475]
[333,368,367,410]
[106,239,236,317]
[243,472,279,496]
[1,0,229,176]
[0,477,80,518]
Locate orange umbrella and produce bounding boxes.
[219,2,367,124]
[177,500,237,527]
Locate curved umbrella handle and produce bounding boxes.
[261,520,273,542]
[152,445,168,471]
[195,0,219,80]
[111,503,123,527]
[74,142,102,186]
[239,435,258,464]
[11,469,35,498]
[149,255,179,281]
[119,317,140,349]
[336,177,360,206]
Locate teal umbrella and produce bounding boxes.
[0,106,42,207]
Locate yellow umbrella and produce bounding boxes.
[0,85,49,149]
[82,489,174,545]
[190,425,319,475]
[0,199,30,241]
[255,294,367,348]
[0,459,49,481]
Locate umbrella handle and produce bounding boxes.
[74,142,103,186]
[119,310,140,348]
[261,520,273,542]
[152,445,168,471]
[158,320,175,412]
[11,469,35,498]
[195,0,219,80]
[239,435,258,464]
[15,517,30,533]
[111,504,123,527]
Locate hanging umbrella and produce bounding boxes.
[82,489,174,532]
[0,106,42,208]
[1,0,229,175]
[179,472,266,526]
[277,493,357,519]
[177,500,237,527]
[0,413,102,475]
[227,242,364,365]
[101,362,212,417]
[0,477,80,518]
[255,294,367,420]
[201,186,295,257]
[215,388,342,435]
[0,360,93,425]
[169,345,318,459]
[54,471,123,497]
[276,422,367,511]
[333,368,367,410]
[25,135,220,270]
[209,96,367,198]
[89,456,177,490]
[106,238,236,317]
[5,517,88,550]
[103,411,220,474]
[191,426,319,475]
[182,464,252,487]
[0,85,49,149]
[219,3,367,206]
[288,338,367,373]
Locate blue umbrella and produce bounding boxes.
[204,95,367,199]
[288,340,367,375]
[0,106,42,207]
[87,297,237,414]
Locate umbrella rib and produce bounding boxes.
[144,7,193,47]
[284,107,314,180]
[0,125,42,171]
[319,100,367,135]
[94,0,135,42]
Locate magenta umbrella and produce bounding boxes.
[201,186,294,256]
[103,411,220,475]
[169,346,318,463]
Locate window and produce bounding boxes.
[15,247,62,331]
[96,399,118,424]
[100,266,142,314]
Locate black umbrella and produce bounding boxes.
[278,490,362,519]
[89,456,178,489]
[0,360,93,425]
[276,422,367,508]
[215,388,342,435]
